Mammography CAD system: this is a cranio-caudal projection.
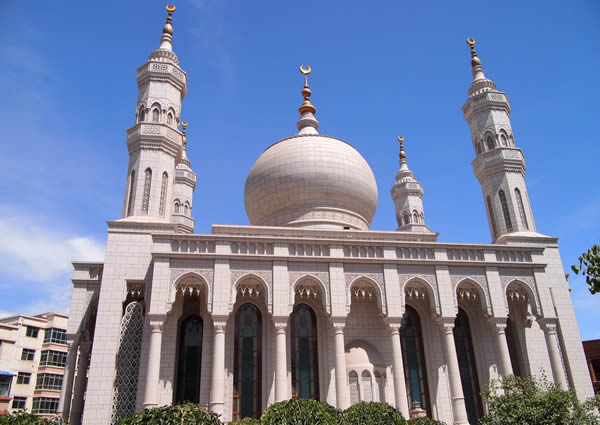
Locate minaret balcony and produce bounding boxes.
[462,90,511,121]
[126,122,182,157]
[472,147,527,182]
[136,60,187,94]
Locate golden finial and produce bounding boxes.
[298,65,316,115]
[163,4,176,35]
[181,120,189,144]
[466,38,481,67]
[397,136,406,160]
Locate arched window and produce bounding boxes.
[127,170,136,216]
[139,106,145,122]
[142,168,152,214]
[486,135,495,150]
[175,316,203,403]
[500,134,508,147]
[167,112,173,126]
[110,301,144,424]
[403,212,410,225]
[361,371,373,402]
[374,371,385,402]
[184,202,189,216]
[233,303,262,420]
[401,305,431,414]
[159,172,168,217]
[291,304,319,400]
[498,190,513,232]
[514,188,529,230]
[477,142,483,154]
[412,211,419,224]
[174,199,180,214]
[349,371,360,404]
[454,308,483,425]
[487,196,498,240]
[505,317,523,377]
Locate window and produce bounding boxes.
[142,168,152,214]
[401,305,431,414]
[175,316,203,403]
[486,135,495,150]
[361,371,373,402]
[454,308,483,425]
[514,188,529,230]
[500,134,508,147]
[349,371,359,404]
[138,106,146,122]
[151,108,160,122]
[12,396,26,410]
[498,190,513,232]
[476,142,483,154]
[174,200,180,214]
[32,397,59,414]
[233,303,262,421]
[44,328,67,345]
[159,172,168,217]
[403,213,409,225]
[36,373,63,391]
[486,196,498,240]
[21,348,35,361]
[291,304,319,400]
[184,202,189,216]
[17,372,31,385]
[412,211,419,224]
[167,112,173,126]
[26,326,39,338]
[40,350,67,367]
[127,170,136,216]
[0,375,12,396]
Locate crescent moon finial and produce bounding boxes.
[397,136,405,143]
[181,120,189,128]
[166,4,176,13]
[299,64,312,75]
[466,38,475,47]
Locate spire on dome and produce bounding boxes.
[179,120,191,167]
[159,5,176,51]
[466,38,487,81]
[296,65,319,135]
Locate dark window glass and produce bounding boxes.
[21,348,35,361]
[401,305,431,414]
[26,326,39,338]
[32,397,59,414]
[35,373,63,390]
[291,304,319,400]
[454,308,483,425]
[175,316,203,403]
[233,303,262,421]
[44,328,67,345]
[40,350,67,367]
[17,372,31,385]
[487,196,499,240]
[0,376,12,396]
[498,190,513,232]
[12,396,26,410]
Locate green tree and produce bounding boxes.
[343,402,406,425]
[480,375,600,425]
[260,398,342,425]
[0,412,65,425]
[406,418,446,425]
[572,244,600,294]
[116,403,222,425]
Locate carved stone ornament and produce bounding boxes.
[231,271,273,313]
[345,273,387,315]
[399,267,440,315]
[500,269,540,316]
[289,272,330,314]
[169,265,214,312]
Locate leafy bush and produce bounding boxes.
[228,419,261,425]
[260,398,342,425]
[407,417,446,425]
[480,374,600,425]
[116,403,222,425]
[343,402,406,425]
[0,412,64,425]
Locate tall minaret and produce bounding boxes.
[391,137,430,232]
[121,5,195,233]
[462,39,536,242]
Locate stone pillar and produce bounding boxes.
[70,340,91,425]
[541,320,568,389]
[274,320,288,402]
[333,321,350,409]
[143,315,165,409]
[58,340,78,422]
[389,324,410,417]
[209,319,227,415]
[439,319,469,425]
[492,319,513,377]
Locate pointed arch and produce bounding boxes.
[231,274,269,309]
[401,305,431,414]
[498,190,513,232]
[175,315,203,403]
[514,188,529,230]
[184,201,190,216]
[486,134,495,150]
[403,277,439,315]
[291,275,329,314]
[504,279,540,317]
[403,211,410,225]
[138,105,146,122]
[151,102,161,123]
[159,172,168,217]
[412,210,419,224]
[348,276,385,316]
[290,303,320,400]
[174,198,180,214]
[126,170,136,216]
[142,168,152,214]
[486,196,499,240]
[455,278,491,316]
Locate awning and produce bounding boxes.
[0,371,15,376]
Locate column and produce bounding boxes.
[541,320,568,389]
[70,340,91,425]
[389,325,410,418]
[57,340,78,422]
[492,319,513,377]
[333,321,350,409]
[439,320,469,425]
[209,319,227,415]
[370,373,377,402]
[143,315,165,409]
[274,320,288,402]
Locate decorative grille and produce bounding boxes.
[159,172,168,217]
[110,301,144,424]
[127,170,136,216]
[514,188,529,230]
[498,190,513,232]
[142,168,152,214]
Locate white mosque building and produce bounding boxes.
[58,6,595,425]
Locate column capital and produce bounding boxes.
[386,317,403,333]
[331,317,346,331]
[490,316,508,330]
[274,317,288,333]
[148,313,166,332]
[538,318,558,334]
[213,315,228,333]
[437,317,456,333]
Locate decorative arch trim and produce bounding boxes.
[401,277,440,316]
[230,273,271,313]
[504,279,541,317]
[347,276,386,316]
[455,278,492,317]
[290,274,330,315]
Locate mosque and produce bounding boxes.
[57,5,595,425]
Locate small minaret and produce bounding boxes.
[171,121,197,231]
[121,5,194,232]
[391,137,430,232]
[462,39,536,241]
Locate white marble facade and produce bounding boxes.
[58,8,595,425]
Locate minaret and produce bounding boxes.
[172,121,197,231]
[462,39,536,242]
[121,5,195,233]
[391,137,430,232]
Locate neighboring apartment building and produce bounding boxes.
[583,339,600,394]
[0,313,68,417]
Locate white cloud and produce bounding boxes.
[0,215,105,282]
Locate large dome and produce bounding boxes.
[244,133,378,230]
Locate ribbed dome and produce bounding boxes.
[244,134,378,230]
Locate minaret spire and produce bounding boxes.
[180,121,191,167]
[160,5,176,51]
[466,38,487,81]
[296,64,319,135]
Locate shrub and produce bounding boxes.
[116,403,222,425]
[407,417,446,425]
[480,374,600,425]
[229,419,261,425]
[0,412,64,425]
[343,402,406,425]
[260,398,342,425]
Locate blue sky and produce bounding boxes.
[0,1,598,339]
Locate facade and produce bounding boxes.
[0,313,69,417]
[583,340,600,394]
[58,7,595,425]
